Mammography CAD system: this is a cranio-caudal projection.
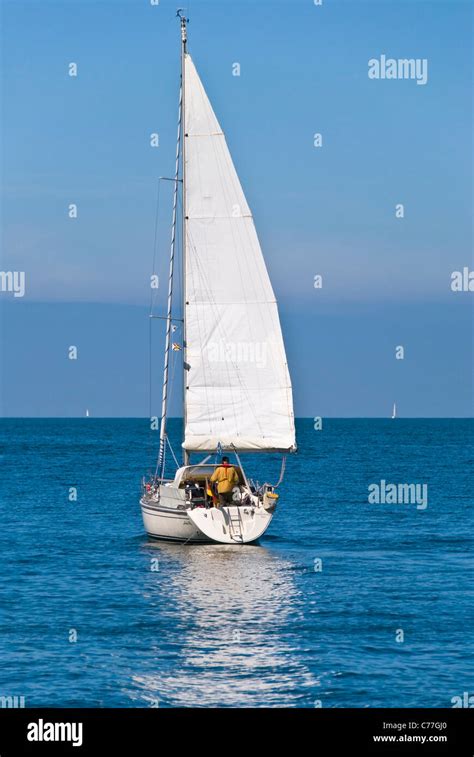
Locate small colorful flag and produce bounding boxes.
[172,343,182,351]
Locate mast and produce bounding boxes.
[155,18,185,479]
[179,10,190,466]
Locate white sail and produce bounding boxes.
[182,54,296,452]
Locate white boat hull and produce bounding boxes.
[141,500,208,543]
[140,499,273,544]
[186,504,273,544]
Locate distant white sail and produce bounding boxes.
[182,54,296,452]
[391,403,396,419]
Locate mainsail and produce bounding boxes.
[182,54,296,452]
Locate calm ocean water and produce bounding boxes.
[0,418,472,708]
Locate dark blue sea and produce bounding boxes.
[0,419,472,708]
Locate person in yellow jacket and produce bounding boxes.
[209,456,240,507]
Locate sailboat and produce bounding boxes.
[391,403,397,419]
[140,12,296,544]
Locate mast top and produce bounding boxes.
[176,9,188,50]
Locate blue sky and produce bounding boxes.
[0,0,472,416]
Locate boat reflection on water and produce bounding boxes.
[131,541,319,707]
